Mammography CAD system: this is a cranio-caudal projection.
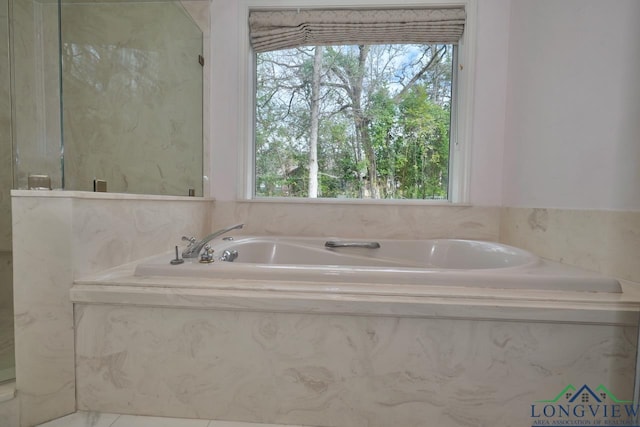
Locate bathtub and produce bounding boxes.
[134,237,622,293]
[75,237,638,426]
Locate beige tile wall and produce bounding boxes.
[213,201,502,241]
[11,191,211,427]
[10,192,640,427]
[500,207,640,283]
[74,304,636,426]
[213,202,640,285]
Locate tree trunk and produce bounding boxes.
[351,45,380,198]
[308,47,323,198]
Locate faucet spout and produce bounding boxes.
[182,223,244,258]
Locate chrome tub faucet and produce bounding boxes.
[182,223,244,259]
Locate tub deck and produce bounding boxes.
[72,237,640,326]
[134,237,622,293]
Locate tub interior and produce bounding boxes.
[132,237,623,293]
[213,238,539,269]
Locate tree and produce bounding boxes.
[396,86,450,198]
[255,43,454,199]
[308,46,323,198]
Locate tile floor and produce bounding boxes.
[37,412,311,427]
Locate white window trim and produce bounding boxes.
[236,0,476,204]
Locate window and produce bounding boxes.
[247,6,472,202]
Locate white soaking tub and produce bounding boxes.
[134,237,622,293]
[72,235,639,427]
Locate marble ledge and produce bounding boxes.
[241,197,470,207]
[72,261,640,326]
[11,189,213,202]
[9,189,485,206]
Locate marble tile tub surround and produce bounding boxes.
[10,192,640,426]
[211,202,640,286]
[501,207,640,284]
[212,200,501,241]
[75,304,637,427]
[11,190,211,427]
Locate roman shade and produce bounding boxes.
[249,8,466,53]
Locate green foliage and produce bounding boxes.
[255,44,453,199]
[395,86,450,199]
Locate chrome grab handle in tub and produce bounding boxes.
[325,240,381,249]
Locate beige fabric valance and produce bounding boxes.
[249,8,466,53]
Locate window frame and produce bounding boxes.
[237,0,476,204]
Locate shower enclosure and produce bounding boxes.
[59,1,204,196]
[0,0,14,385]
[11,0,204,194]
[1,0,205,384]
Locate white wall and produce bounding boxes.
[502,0,640,210]
[210,0,242,201]
[210,0,640,209]
[209,0,511,205]
[468,0,510,205]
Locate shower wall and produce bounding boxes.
[0,0,14,383]
[11,0,62,190]
[7,0,61,383]
[0,0,12,255]
[11,1,206,198]
[61,1,204,196]
[5,0,209,389]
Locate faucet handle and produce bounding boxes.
[181,236,197,246]
[199,244,214,263]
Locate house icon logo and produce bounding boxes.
[536,384,633,404]
[531,384,638,425]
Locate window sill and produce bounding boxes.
[240,197,471,207]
